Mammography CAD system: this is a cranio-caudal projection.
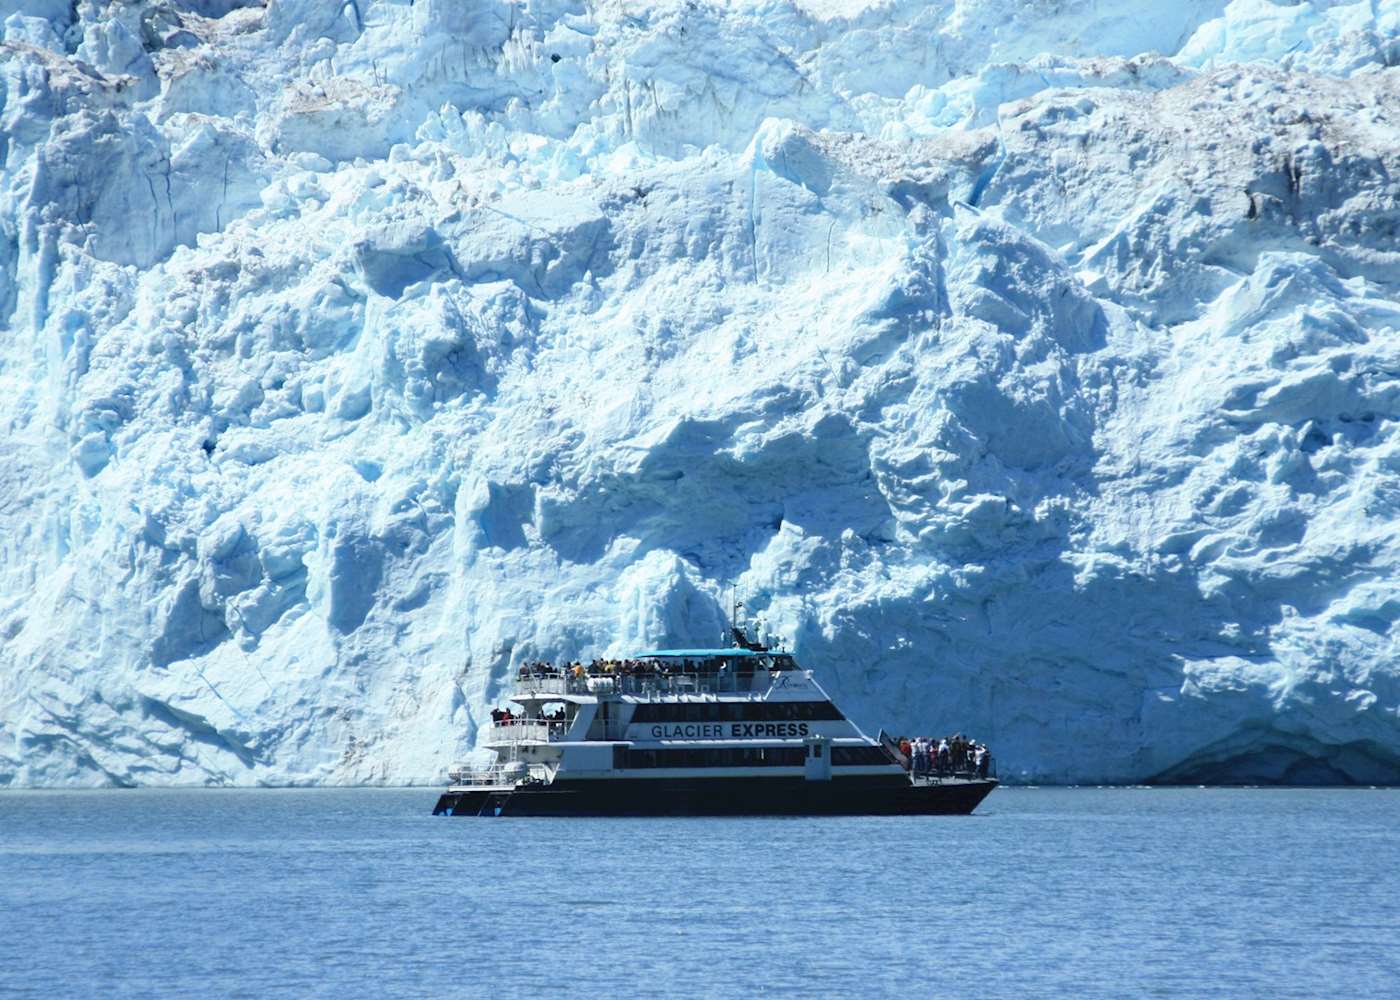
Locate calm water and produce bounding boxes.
[2,787,1398,998]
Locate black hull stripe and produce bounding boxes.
[432,776,997,817]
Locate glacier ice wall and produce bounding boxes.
[3,0,1400,785]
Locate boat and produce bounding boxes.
[433,624,997,817]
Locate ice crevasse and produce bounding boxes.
[3,0,1400,786]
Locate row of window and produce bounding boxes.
[831,746,896,766]
[612,746,894,769]
[628,700,845,723]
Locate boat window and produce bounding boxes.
[812,743,823,759]
[614,747,806,768]
[630,701,844,724]
[830,746,893,766]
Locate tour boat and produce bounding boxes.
[433,630,997,817]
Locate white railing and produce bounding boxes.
[446,764,516,786]
[485,720,568,743]
[514,670,794,699]
[515,675,571,697]
[446,762,551,787]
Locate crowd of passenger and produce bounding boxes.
[517,658,740,679]
[897,734,992,778]
[488,706,567,726]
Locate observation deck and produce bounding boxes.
[483,719,568,745]
[512,649,803,701]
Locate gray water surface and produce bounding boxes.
[3,787,1397,998]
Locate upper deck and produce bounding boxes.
[511,648,809,702]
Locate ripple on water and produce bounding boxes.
[1,787,1398,999]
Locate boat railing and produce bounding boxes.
[514,669,779,699]
[446,764,517,786]
[485,719,568,743]
[513,674,572,696]
[911,758,998,783]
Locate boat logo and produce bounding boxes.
[645,722,812,739]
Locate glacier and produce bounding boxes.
[3,0,1400,786]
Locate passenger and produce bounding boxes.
[898,737,911,764]
[937,738,950,774]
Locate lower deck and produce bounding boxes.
[433,774,996,817]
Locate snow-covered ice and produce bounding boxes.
[3,0,1400,785]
